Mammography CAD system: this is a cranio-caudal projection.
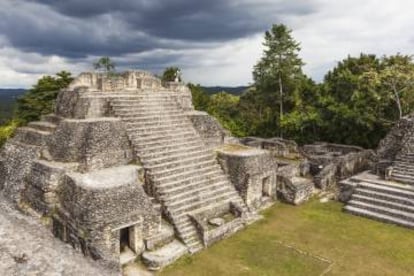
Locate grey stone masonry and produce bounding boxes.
[0,70,270,272]
[110,90,254,253]
[342,172,414,229]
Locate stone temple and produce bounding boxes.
[0,71,277,272]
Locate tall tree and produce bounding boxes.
[253,24,304,137]
[94,56,116,73]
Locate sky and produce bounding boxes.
[0,0,414,88]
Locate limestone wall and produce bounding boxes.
[216,144,277,209]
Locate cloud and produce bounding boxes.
[0,0,414,87]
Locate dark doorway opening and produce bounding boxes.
[120,228,130,252]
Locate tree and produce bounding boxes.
[253,24,304,137]
[162,67,181,83]
[94,56,115,73]
[362,54,414,120]
[188,83,210,110]
[15,71,73,124]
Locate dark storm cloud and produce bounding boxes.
[1,0,317,58]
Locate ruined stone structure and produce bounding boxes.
[339,115,414,229]
[0,71,276,272]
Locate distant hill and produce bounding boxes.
[0,89,26,123]
[201,86,249,96]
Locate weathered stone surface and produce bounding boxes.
[188,111,227,149]
[48,118,133,172]
[209,217,225,227]
[0,141,41,204]
[142,240,188,271]
[60,165,157,227]
[240,137,300,159]
[0,196,115,276]
[144,223,175,251]
[0,70,268,272]
[216,144,277,209]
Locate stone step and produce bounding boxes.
[121,113,187,122]
[143,149,211,166]
[128,129,197,140]
[150,159,218,179]
[158,175,227,197]
[173,200,239,224]
[392,168,414,175]
[161,178,229,201]
[357,182,414,199]
[111,101,178,108]
[126,123,193,133]
[347,200,414,222]
[112,106,183,115]
[135,135,201,150]
[131,130,197,144]
[121,114,187,123]
[13,127,51,146]
[125,118,190,127]
[135,139,202,154]
[139,144,206,160]
[355,189,414,207]
[391,174,414,185]
[165,185,235,210]
[148,153,213,171]
[351,194,414,213]
[157,170,224,192]
[41,114,62,125]
[344,205,414,229]
[169,192,241,217]
[153,164,221,184]
[28,121,57,132]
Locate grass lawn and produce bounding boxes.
[160,200,414,276]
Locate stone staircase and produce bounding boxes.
[110,91,250,253]
[391,153,414,185]
[13,115,60,146]
[343,176,414,228]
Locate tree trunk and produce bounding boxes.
[278,74,284,138]
[391,81,403,119]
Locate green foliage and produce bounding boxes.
[253,24,306,137]
[15,71,73,124]
[162,67,181,83]
[319,54,414,148]
[0,120,18,147]
[93,56,115,73]
[188,83,210,111]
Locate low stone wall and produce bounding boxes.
[240,137,300,159]
[313,150,376,190]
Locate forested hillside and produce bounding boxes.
[0,89,26,124]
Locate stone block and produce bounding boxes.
[48,118,133,172]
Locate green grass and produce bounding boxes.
[160,200,414,276]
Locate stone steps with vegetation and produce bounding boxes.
[344,178,414,228]
[110,92,250,252]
